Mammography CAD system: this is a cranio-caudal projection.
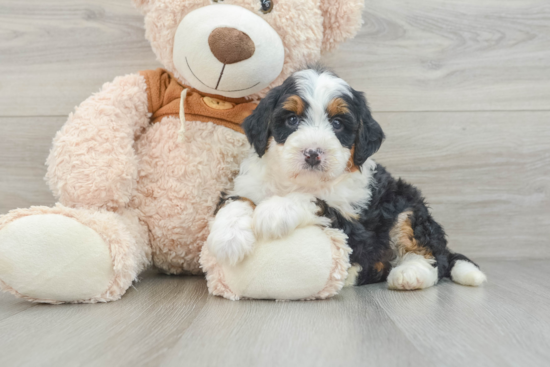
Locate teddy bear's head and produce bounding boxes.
[133,0,364,99]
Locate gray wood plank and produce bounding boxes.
[1,0,550,116]
[375,111,550,259]
[478,260,550,302]
[325,0,550,111]
[0,117,61,212]
[160,284,432,367]
[0,0,160,117]
[0,291,36,323]
[373,259,550,367]
[0,271,208,367]
[1,261,549,367]
[2,113,548,259]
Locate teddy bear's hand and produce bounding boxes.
[253,194,330,241]
[46,74,150,210]
[207,200,256,266]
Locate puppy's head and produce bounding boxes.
[243,68,384,187]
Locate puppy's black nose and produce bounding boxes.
[304,150,321,167]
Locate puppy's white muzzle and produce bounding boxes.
[173,4,285,98]
[281,126,350,180]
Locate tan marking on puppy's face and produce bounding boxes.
[390,211,434,260]
[346,145,360,173]
[327,97,349,117]
[282,95,305,115]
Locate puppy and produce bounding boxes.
[207,67,487,290]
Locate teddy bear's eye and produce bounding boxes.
[260,0,274,14]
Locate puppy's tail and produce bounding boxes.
[445,252,487,287]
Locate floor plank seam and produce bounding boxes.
[0,304,39,324]
[370,292,434,363]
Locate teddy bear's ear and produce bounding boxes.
[132,0,154,14]
[320,0,365,53]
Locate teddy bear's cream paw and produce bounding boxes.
[207,201,256,266]
[387,255,438,291]
[451,260,487,286]
[0,214,114,302]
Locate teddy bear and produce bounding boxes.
[0,0,365,303]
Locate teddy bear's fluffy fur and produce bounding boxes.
[138,0,364,99]
[0,0,365,303]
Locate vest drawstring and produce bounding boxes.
[178,88,188,142]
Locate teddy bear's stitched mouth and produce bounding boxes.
[186,57,260,93]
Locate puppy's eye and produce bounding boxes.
[286,115,300,128]
[332,119,343,131]
[260,0,274,14]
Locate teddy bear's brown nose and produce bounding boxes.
[208,27,256,65]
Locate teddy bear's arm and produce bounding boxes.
[45,74,151,210]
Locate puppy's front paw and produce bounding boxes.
[207,200,255,265]
[253,196,304,240]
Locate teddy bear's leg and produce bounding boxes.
[0,204,151,304]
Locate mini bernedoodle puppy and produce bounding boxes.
[208,67,487,290]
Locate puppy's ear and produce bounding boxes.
[320,0,365,53]
[352,90,385,168]
[242,85,284,157]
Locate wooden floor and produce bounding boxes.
[0,260,548,367]
[1,1,550,366]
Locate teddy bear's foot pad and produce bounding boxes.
[0,214,114,302]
